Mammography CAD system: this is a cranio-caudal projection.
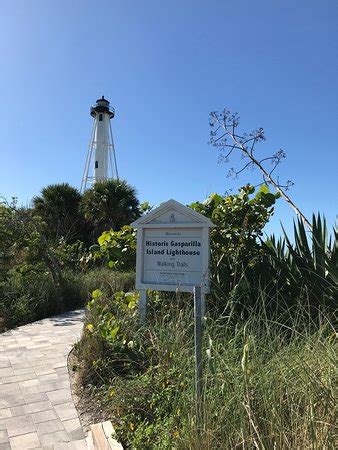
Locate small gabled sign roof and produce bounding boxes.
[131,199,214,228]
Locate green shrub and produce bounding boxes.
[0,270,60,330]
[76,289,142,383]
[0,269,87,331]
[84,226,137,272]
[190,185,277,315]
[52,239,86,271]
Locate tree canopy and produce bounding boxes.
[80,179,141,238]
[32,183,82,242]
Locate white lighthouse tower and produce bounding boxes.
[81,96,119,192]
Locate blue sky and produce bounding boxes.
[1,0,337,236]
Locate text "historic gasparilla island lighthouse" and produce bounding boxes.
[81,96,119,192]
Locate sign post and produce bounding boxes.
[139,289,147,323]
[194,285,203,426]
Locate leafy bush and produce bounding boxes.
[77,289,142,382]
[83,226,137,271]
[190,185,278,313]
[52,239,86,271]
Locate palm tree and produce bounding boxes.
[80,179,141,238]
[32,183,83,242]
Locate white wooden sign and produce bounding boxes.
[131,199,214,294]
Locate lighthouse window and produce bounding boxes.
[99,114,103,121]
[95,161,98,168]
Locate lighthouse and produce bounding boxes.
[81,96,119,192]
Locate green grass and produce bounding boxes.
[80,268,135,297]
[75,292,336,449]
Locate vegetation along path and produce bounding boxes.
[0,310,86,450]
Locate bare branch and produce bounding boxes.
[213,132,227,143]
[209,109,312,230]
[233,161,255,176]
[268,162,279,177]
